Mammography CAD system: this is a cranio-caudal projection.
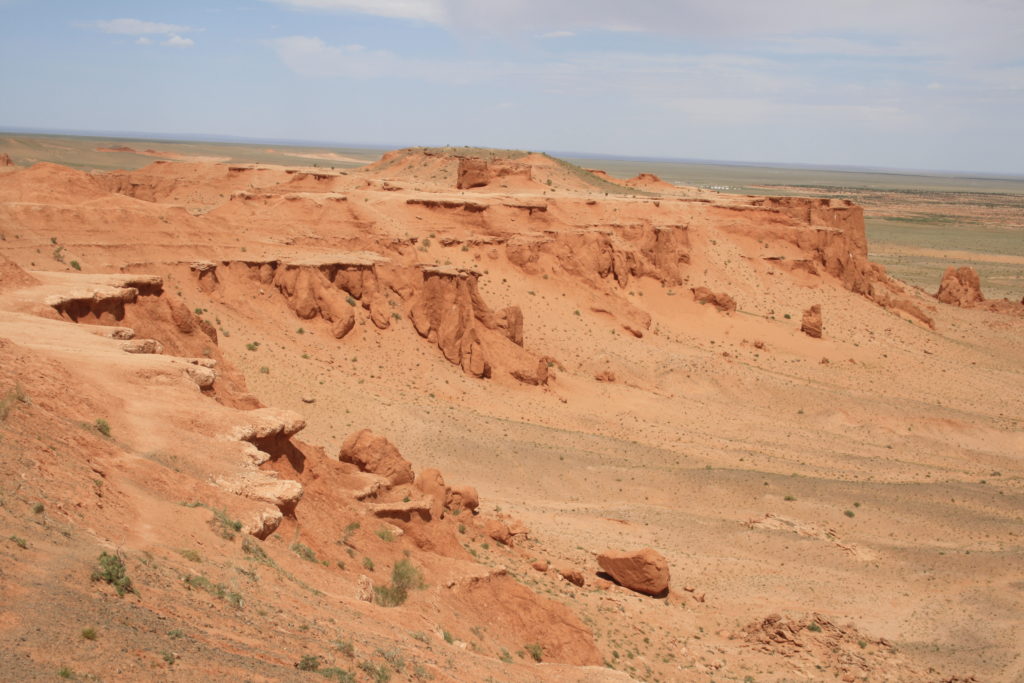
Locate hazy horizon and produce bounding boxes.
[2,1,1022,176]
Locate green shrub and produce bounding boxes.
[81,627,97,640]
[525,643,543,662]
[318,668,356,682]
[296,654,322,671]
[375,527,395,543]
[292,542,318,563]
[10,536,27,549]
[242,536,274,566]
[183,573,242,608]
[358,660,391,683]
[94,419,111,437]
[373,559,424,607]
[91,552,134,596]
[209,507,242,540]
[334,638,355,657]
[70,260,81,271]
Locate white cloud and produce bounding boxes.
[88,17,198,47]
[92,18,191,36]
[540,30,575,39]
[266,0,445,23]
[162,34,195,48]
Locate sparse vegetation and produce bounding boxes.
[292,541,318,563]
[10,536,28,549]
[81,627,97,640]
[362,556,375,572]
[373,558,425,607]
[91,551,134,596]
[94,418,111,437]
[335,638,355,657]
[358,660,392,683]
[70,260,81,270]
[375,527,395,542]
[209,507,243,540]
[296,654,323,671]
[183,573,243,608]
[525,643,544,662]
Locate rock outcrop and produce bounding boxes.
[597,548,670,596]
[935,266,984,306]
[0,153,13,167]
[801,304,823,338]
[339,429,414,486]
[691,286,737,312]
[409,266,548,384]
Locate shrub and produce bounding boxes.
[95,419,111,437]
[70,260,81,271]
[183,574,242,608]
[209,507,242,540]
[296,654,323,671]
[242,536,274,566]
[807,622,822,632]
[319,668,357,682]
[358,660,392,683]
[81,627,97,640]
[334,638,355,657]
[245,342,259,351]
[362,557,374,572]
[525,643,543,662]
[32,502,44,514]
[10,536,28,549]
[259,366,269,374]
[91,551,134,596]
[375,527,395,543]
[373,559,424,607]
[292,542,318,563]
[844,510,855,518]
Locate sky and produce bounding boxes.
[1,0,1022,174]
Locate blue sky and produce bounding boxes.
[1,0,1022,173]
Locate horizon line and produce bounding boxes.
[2,125,1022,182]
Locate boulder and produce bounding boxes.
[484,519,512,545]
[935,266,984,306]
[532,559,549,572]
[801,304,822,338]
[339,429,414,486]
[556,563,585,587]
[445,486,479,514]
[597,548,670,596]
[415,467,449,520]
[691,287,736,312]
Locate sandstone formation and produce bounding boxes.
[597,548,670,596]
[339,429,415,486]
[410,266,548,383]
[802,304,823,338]
[0,153,13,166]
[936,266,984,306]
[446,486,479,514]
[692,286,737,312]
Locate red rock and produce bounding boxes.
[532,560,549,572]
[338,429,414,486]
[597,548,670,596]
[691,287,736,312]
[415,467,449,520]
[446,486,479,514]
[0,153,14,167]
[556,563,585,587]
[935,266,984,306]
[801,304,822,338]
[484,519,511,545]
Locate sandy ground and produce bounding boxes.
[0,149,1021,682]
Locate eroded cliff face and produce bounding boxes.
[185,256,549,384]
[410,266,547,384]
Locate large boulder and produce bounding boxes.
[339,429,414,486]
[446,486,479,514]
[801,304,822,338]
[935,266,984,306]
[597,548,670,596]
[691,287,736,313]
[415,467,449,519]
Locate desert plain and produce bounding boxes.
[0,133,1022,682]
